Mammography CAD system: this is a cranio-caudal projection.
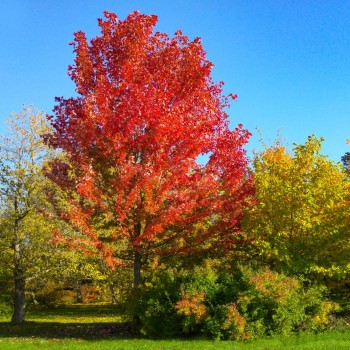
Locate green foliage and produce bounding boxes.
[204,303,247,341]
[96,263,133,305]
[236,268,335,338]
[0,107,64,323]
[131,260,336,340]
[341,151,350,172]
[33,280,76,306]
[128,265,182,337]
[0,270,12,319]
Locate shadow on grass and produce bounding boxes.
[0,321,137,340]
[0,304,138,340]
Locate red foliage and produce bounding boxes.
[45,11,253,275]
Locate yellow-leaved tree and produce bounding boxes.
[244,135,350,278]
[0,106,57,323]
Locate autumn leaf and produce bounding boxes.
[45,11,253,288]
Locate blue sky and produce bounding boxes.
[0,0,349,161]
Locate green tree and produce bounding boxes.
[341,152,350,172]
[0,106,57,323]
[51,248,105,303]
[244,135,350,278]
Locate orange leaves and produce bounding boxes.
[76,172,95,200]
[176,291,207,322]
[249,269,299,300]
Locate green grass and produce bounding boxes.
[1,332,350,350]
[0,304,131,339]
[0,304,350,349]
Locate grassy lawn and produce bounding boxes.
[0,304,350,349]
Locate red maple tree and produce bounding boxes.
[45,11,253,287]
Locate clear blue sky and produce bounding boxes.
[0,0,349,161]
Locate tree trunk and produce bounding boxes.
[75,281,83,303]
[11,212,27,325]
[31,291,38,305]
[109,283,118,304]
[133,251,142,289]
[133,222,143,289]
[11,266,26,324]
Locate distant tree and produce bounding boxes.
[341,152,350,172]
[0,107,56,323]
[244,135,350,278]
[45,11,253,289]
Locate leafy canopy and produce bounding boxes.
[45,11,253,284]
[245,135,350,277]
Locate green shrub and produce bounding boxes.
[34,280,76,306]
[237,269,307,337]
[131,260,336,340]
[302,286,340,331]
[0,300,12,320]
[204,303,247,340]
[127,267,182,337]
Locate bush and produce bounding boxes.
[80,284,100,303]
[127,266,182,337]
[175,290,207,333]
[131,259,240,338]
[34,280,76,306]
[131,260,336,340]
[204,303,247,340]
[237,268,314,338]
